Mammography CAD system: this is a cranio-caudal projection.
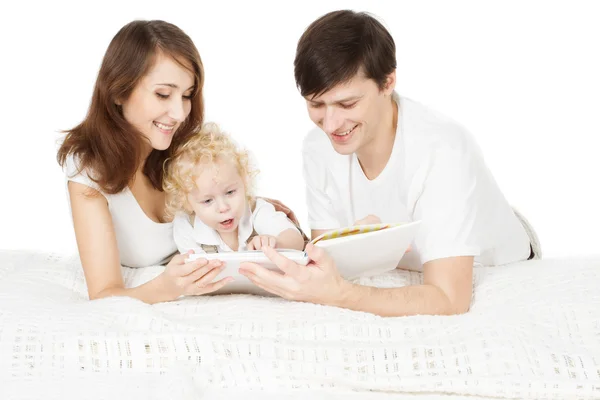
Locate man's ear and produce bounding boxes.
[383,70,397,95]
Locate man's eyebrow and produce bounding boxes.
[306,95,363,104]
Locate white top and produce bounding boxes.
[64,156,178,268]
[302,93,531,269]
[173,198,298,254]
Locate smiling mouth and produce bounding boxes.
[153,121,175,133]
[333,124,358,137]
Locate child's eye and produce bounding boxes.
[226,190,236,195]
[156,93,169,99]
[202,199,213,205]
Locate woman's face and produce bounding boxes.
[120,52,195,151]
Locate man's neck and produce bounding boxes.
[356,97,398,180]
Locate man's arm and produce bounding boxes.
[239,243,473,318]
[332,256,473,317]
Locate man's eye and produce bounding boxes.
[341,102,357,109]
[309,103,323,108]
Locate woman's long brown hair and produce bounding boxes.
[57,20,204,194]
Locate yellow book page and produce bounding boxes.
[310,223,402,245]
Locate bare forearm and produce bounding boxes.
[92,274,174,305]
[277,228,305,250]
[332,281,467,317]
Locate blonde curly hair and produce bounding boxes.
[163,122,259,218]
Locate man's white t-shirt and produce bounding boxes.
[302,93,531,269]
[172,198,299,254]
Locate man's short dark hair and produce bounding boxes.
[294,10,397,98]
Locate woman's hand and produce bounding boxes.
[261,197,300,226]
[159,251,233,300]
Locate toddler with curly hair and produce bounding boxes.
[164,123,306,256]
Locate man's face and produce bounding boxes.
[304,72,395,155]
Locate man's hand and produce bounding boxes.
[247,235,277,251]
[354,214,381,225]
[239,243,349,304]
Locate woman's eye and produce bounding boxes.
[183,94,193,100]
[156,93,169,99]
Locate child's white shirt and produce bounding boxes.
[173,198,298,254]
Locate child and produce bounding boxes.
[164,123,306,255]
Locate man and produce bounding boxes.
[239,10,533,317]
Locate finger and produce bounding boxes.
[304,243,333,267]
[193,264,226,287]
[268,236,277,248]
[261,236,269,248]
[184,262,220,283]
[247,240,257,251]
[176,257,210,276]
[171,250,194,265]
[239,261,285,280]
[241,270,287,298]
[194,276,234,295]
[259,246,302,276]
[206,259,223,269]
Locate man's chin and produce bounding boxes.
[330,140,358,156]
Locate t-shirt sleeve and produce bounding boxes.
[412,146,488,265]
[64,154,102,193]
[302,151,342,230]
[252,199,299,236]
[173,214,205,255]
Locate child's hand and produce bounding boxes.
[354,214,381,225]
[247,235,277,251]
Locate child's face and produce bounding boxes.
[187,158,248,234]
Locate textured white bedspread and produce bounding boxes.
[0,250,599,400]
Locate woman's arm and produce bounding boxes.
[68,181,230,303]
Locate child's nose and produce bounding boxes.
[217,199,230,212]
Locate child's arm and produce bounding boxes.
[251,199,307,251]
[275,228,305,250]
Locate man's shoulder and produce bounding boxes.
[400,96,478,155]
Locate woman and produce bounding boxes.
[57,20,295,304]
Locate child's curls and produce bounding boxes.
[163,122,258,218]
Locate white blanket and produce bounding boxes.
[0,249,599,400]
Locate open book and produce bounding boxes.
[309,221,421,280]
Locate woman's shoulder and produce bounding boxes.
[63,153,104,194]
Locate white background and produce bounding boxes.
[1,0,598,258]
